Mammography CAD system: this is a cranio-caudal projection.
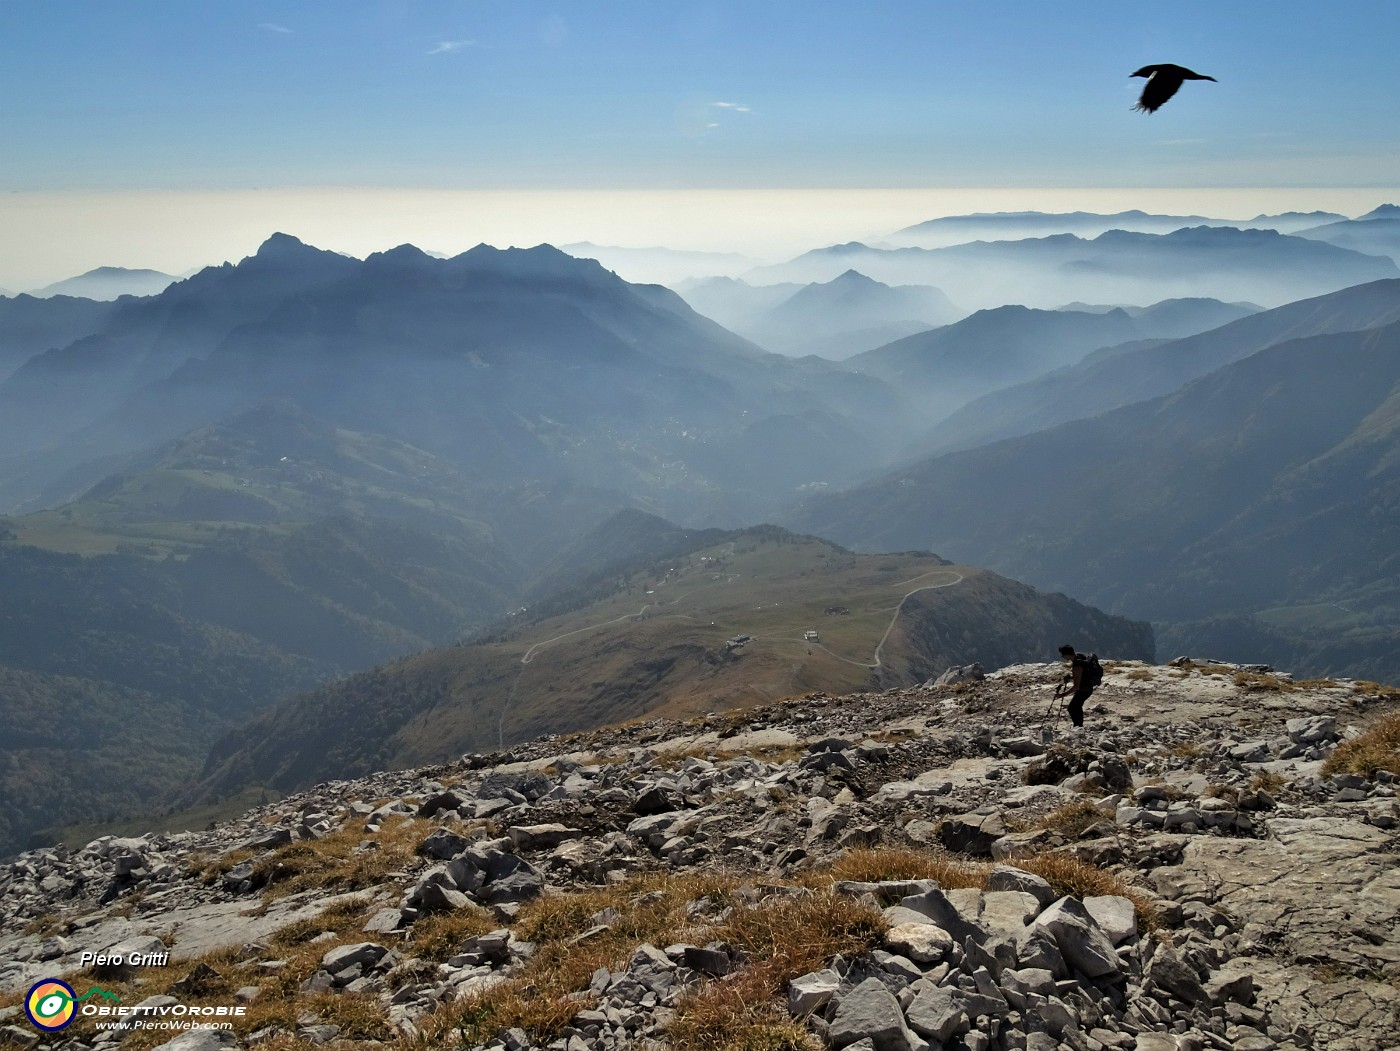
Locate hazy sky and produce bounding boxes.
[2,1,1398,287]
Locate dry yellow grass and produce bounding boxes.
[1007,853,1159,934]
[408,870,884,1051]
[0,893,383,1051]
[1030,800,1116,837]
[1354,681,1400,701]
[668,888,884,1051]
[242,819,425,899]
[411,873,739,1048]
[1322,712,1400,778]
[710,888,886,983]
[407,906,500,961]
[825,847,990,890]
[1248,770,1286,795]
[668,964,821,1051]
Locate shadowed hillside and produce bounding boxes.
[193,528,1151,801]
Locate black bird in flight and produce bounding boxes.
[1131,63,1216,113]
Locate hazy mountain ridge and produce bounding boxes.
[847,304,1144,417]
[0,235,914,525]
[1294,213,1400,264]
[29,266,177,300]
[0,293,120,383]
[0,234,362,461]
[747,226,1399,310]
[883,207,1351,248]
[0,404,600,856]
[561,242,755,284]
[785,318,1400,680]
[1057,297,1261,338]
[5,222,1399,863]
[678,270,961,359]
[908,278,1400,459]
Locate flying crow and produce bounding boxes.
[1131,64,1216,113]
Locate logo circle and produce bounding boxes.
[25,979,77,1031]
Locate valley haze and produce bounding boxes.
[2,3,1399,1049]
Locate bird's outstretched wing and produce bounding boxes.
[1131,63,1215,113]
[1134,69,1182,113]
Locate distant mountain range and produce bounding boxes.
[678,270,961,358]
[748,227,1398,310]
[0,294,119,383]
[0,234,911,523]
[845,297,1262,422]
[1294,209,1400,265]
[882,208,1351,248]
[5,215,1400,858]
[784,297,1400,682]
[29,266,177,300]
[907,279,1400,459]
[1055,298,1260,338]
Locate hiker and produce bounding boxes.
[1057,644,1103,728]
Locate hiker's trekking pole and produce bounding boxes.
[1040,684,1066,739]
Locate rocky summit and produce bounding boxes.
[1,661,1397,1051]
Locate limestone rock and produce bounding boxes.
[828,977,923,1051]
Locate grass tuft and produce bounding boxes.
[408,906,499,961]
[669,964,820,1051]
[1322,712,1400,778]
[1032,800,1116,837]
[1007,852,1159,934]
[239,820,424,899]
[826,847,990,890]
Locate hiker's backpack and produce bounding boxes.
[1079,653,1105,689]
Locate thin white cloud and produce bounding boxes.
[258,22,293,34]
[677,99,754,137]
[427,39,475,55]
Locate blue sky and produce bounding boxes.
[2,2,1398,288]
[3,0,1398,191]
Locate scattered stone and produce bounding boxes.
[0,661,1394,1051]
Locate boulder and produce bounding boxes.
[506,824,581,851]
[985,866,1057,906]
[934,664,984,687]
[788,968,842,1017]
[151,1030,238,1051]
[884,923,953,963]
[978,890,1042,934]
[1286,715,1337,744]
[417,791,467,819]
[897,887,991,946]
[828,977,923,1051]
[419,827,469,860]
[905,985,970,1043]
[938,811,1008,856]
[321,942,388,974]
[1082,895,1138,946]
[1030,898,1121,979]
[633,787,684,815]
[1146,945,1207,1005]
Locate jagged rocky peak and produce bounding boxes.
[253,231,317,259]
[1,660,1396,1051]
[365,243,435,268]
